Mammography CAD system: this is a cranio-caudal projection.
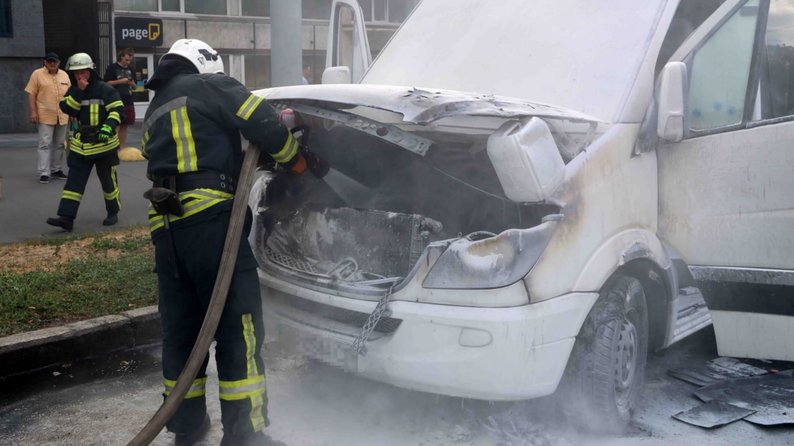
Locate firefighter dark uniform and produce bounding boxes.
[141,41,300,444]
[48,54,124,231]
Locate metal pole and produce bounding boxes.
[270,0,302,86]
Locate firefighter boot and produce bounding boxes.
[173,414,210,446]
[102,213,118,226]
[46,216,74,232]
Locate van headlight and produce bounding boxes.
[422,220,558,289]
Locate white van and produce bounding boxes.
[249,0,794,430]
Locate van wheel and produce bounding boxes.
[562,275,649,433]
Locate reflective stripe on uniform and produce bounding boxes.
[142,96,187,136]
[242,314,259,377]
[216,313,267,430]
[219,375,267,431]
[83,99,104,127]
[107,111,122,124]
[170,106,198,173]
[218,375,266,401]
[141,131,150,158]
[105,100,123,110]
[90,103,99,126]
[67,135,120,157]
[62,190,82,202]
[235,94,264,121]
[63,95,81,111]
[148,188,234,232]
[103,166,120,207]
[81,99,106,106]
[270,131,298,164]
[163,376,207,399]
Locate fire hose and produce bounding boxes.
[127,143,260,446]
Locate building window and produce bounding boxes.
[387,0,414,22]
[303,52,326,84]
[359,0,415,23]
[221,54,229,75]
[184,0,226,15]
[114,0,158,11]
[161,0,180,11]
[302,0,331,20]
[242,0,269,17]
[0,0,12,37]
[245,54,271,89]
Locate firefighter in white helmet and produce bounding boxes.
[46,52,125,232]
[141,39,325,446]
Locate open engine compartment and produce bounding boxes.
[253,107,561,290]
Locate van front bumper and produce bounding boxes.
[260,271,598,401]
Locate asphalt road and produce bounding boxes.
[0,323,791,446]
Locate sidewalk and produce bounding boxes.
[0,123,161,378]
[0,122,148,244]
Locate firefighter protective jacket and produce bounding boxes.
[142,72,299,235]
[60,78,124,158]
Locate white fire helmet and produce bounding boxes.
[65,53,96,71]
[161,39,225,75]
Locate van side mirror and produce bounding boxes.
[657,61,687,142]
[322,66,352,84]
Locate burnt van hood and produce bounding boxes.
[257,84,601,125]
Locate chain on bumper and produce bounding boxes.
[351,286,394,356]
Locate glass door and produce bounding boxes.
[132,54,154,120]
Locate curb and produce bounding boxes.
[0,305,161,378]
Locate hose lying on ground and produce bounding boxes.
[127,144,260,446]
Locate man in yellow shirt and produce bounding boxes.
[25,52,71,184]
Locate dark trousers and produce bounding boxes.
[57,150,120,219]
[155,210,268,435]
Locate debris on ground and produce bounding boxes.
[670,357,794,428]
[672,400,756,428]
[668,356,768,387]
[694,370,794,426]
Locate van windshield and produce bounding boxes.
[362,0,668,122]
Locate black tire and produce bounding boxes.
[562,274,649,433]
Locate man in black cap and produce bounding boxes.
[24,52,71,183]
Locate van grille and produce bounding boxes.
[276,292,402,334]
[265,246,318,274]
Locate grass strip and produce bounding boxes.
[0,229,158,337]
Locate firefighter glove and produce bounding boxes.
[264,171,305,208]
[302,149,330,179]
[98,124,114,142]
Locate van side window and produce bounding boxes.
[751,0,794,121]
[688,0,760,132]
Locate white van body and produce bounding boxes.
[249,0,794,428]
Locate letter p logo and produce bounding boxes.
[148,23,161,41]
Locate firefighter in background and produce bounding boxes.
[46,53,124,232]
[141,39,326,446]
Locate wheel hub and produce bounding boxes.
[614,317,637,406]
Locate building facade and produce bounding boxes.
[0,0,418,133]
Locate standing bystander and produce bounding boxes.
[302,64,312,85]
[25,52,71,184]
[104,48,137,149]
